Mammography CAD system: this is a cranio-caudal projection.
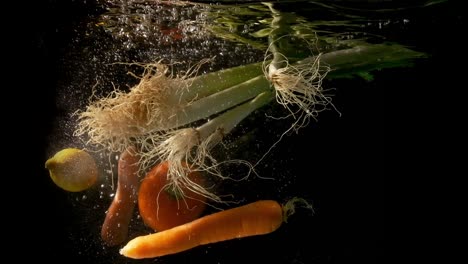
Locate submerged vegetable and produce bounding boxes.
[138,161,207,232]
[121,198,311,259]
[101,146,140,246]
[45,148,98,192]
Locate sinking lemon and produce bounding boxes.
[45,148,98,192]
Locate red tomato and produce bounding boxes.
[138,161,207,231]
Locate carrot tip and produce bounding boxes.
[120,240,141,259]
[119,246,129,257]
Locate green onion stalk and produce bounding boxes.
[74,4,425,202]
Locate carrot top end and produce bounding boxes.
[282,197,314,223]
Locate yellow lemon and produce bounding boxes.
[45,148,98,192]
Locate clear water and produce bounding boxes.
[32,0,459,263]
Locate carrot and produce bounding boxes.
[138,161,207,231]
[101,146,140,246]
[120,198,310,259]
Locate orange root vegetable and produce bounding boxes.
[120,198,310,259]
[101,146,140,246]
[138,161,207,232]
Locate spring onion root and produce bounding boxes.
[263,2,333,131]
[74,61,267,152]
[140,91,274,202]
[264,54,333,130]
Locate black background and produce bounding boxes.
[13,0,462,263]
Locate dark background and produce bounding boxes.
[14,0,461,263]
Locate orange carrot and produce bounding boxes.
[120,198,309,259]
[101,146,140,246]
[138,161,207,232]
